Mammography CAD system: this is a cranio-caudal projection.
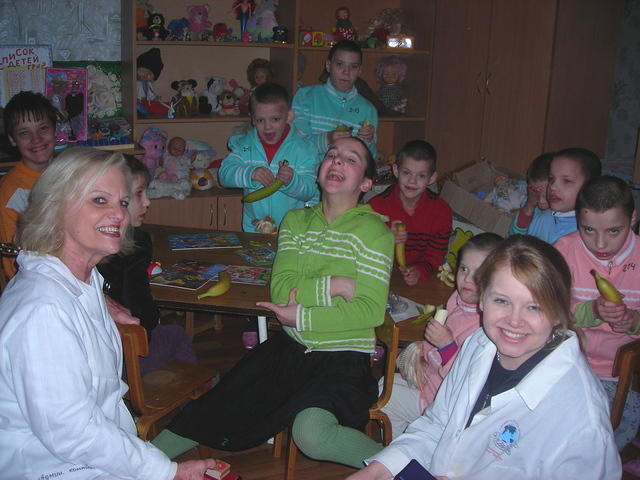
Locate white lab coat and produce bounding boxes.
[369,329,621,480]
[0,253,176,480]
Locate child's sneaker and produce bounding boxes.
[242,331,258,349]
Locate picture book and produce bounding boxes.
[0,45,52,107]
[213,265,272,286]
[149,260,226,290]
[44,67,89,142]
[168,232,241,250]
[235,247,275,266]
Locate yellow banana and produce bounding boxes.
[395,222,407,268]
[243,161,288,203]
[198,271,231,299]
[335,124,352,132]
[591,269,622,302]
[437,263,455,287]
[433,308,448,325]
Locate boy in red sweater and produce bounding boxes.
[369,140,452,285]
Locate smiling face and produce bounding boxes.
[318,137,372,200]
[547,157,587,212]
[456,246,490,305]
[578,206,632,261]
[61,166,130,277]
[480,265,556,370]
[9,114,56,172]
[326,49,362,93]
[129,174,150,228]
[252,100,293,145]
[392,156,436,207]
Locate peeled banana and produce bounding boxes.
[198,271,231,299]
[591,269,622,302]
[395,223,407,268]
[411,304,446,325]
[437,263,455,287]
[243,160,289,203]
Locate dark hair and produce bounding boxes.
[575,175,634,222]
[397,140,437,175]
[246,58,273,87]
[458,232,503,262]
[326,137,376,179]
[328,40,362,62]
[553,147,601,181]
[527,152,554,183]
[126,155,151,185]
[3,91,58,139]
[250,82,290,112]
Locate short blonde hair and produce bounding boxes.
[17,147,133,257]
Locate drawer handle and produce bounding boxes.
[222,203,227,227]
[475,72,483,94]
[485,73,492,95]
[209,204,214,227]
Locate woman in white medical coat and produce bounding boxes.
[347,235,621,480]
[0,148,215,480]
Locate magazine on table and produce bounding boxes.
[234,246,276,266]
[168,232,241,250]
[149,260,225,290]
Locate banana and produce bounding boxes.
[243,160,289,203]
[591,269,622,302]
[433,308,448,325]
[198,271,231,299]
[411,303,437,325]
[395,222,407,268]
[437,263,455,287]
[335,124,352,132]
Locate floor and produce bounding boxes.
[170,313,640,479]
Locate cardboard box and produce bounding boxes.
[439,160,525,236]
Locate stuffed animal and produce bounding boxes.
[145,11,169,40]
[227,79,250,115]
[189,149,219,190]
[213,23,230,41]
[246,0,279,41]
[136,127,168,175]
[187,4,212,40]
[252,215,277,234]
[485,175,528,212]
[218,89,239,116]
[156,136,192,182]
[147,178,192,200]
[166,17,190,41]
[199,76,226,114]
[171,79,199,117]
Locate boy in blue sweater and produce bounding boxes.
[218,82,319,233]
[292,40,378,159]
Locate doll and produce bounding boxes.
[136,48,169,115]
[145,11,169,40]
[156,136,192,182]
[137,127,167,175]
[333,6,356,42]
[375,55,408,113]
[230,0,255,42]
[246,58,273,91]
[171,79,199,117]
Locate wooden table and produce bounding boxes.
[144,224,454,342]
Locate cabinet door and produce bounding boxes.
[217,195,243,231]
[427,0,492,174]
[145,195,217,229]
[480,0,557,172]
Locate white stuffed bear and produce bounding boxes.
[147,178,192,200]
[199,76,226,114]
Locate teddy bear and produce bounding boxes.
[145,11,169,40]
[198,76,226,114]
[171,79,199,117]
[217,89,240,116]
[227,78,250,114]
[136,127,167,176]
[187,4,212,40]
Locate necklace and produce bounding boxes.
[496,351,502,362]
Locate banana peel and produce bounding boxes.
[198,271,231,299]
[395,222,407,268]
[411,303,444,325]
[591,269,622,302]
[335,124,352,132]
[437,263,455,287]
[243,160,289,203]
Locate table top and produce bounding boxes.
[144,224,454,336]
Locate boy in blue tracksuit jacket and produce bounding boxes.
[219,83,320,233]
[292,40,378,160]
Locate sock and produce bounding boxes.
[151,429,199,459]
[291,407,383,468]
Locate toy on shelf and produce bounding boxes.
[166,17,190,41]
[189,141,220,191]
[137,127,167,175]
[170,79,199,117]
[45,67,88,142]
[81,117,132,149]
[212,22,231,41]
[227,79,250,115]
[218,89,240,116]
[156,136,192,182]
[231,0,256,42]
[333,6,356,42]
[272,26,288,43]
[199,76,225,114]
[246,0,279,42]
[145,11,169,40]
[187,4,213,41]
[366,17,390,48]
[247,58,273,91]
[136,48,169,115]
[375,56,408,113]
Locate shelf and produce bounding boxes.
[297,46,431,56]
[136,41,293,49]
[137,114,251,124]
[379,116,425,123]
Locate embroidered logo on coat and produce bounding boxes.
[486,420,520,461]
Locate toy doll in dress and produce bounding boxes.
[231,0,255,42]
[157,136,192,182]
[136,48,169,115]
[333,6,357,42]
[375,55,408,113]
[247,58,273,92]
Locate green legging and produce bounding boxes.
[292,407,383,468]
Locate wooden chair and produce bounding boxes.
[611,339,640,429]
[184,311,223,340]
[116,323,217,440]
[273,313,400,480]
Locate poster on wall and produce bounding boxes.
[44,67,88,142]
[0,44,52,107]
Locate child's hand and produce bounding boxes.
[330,276,356,301]
[424,320,454,349]
[594,297,635,332]
[390,220,408,244]
[276,160,293,185]
[105,297,140,326]
[256,288,299,327]
[357,121,374,143]
[327,128,352,145]
[400,266,420,286]
[252,166,276,187]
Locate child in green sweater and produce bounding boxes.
[154,137,394,467]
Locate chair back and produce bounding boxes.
[372,313,400,412]
[611,339,640,429]
[116,323,150,414]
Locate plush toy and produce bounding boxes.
[189,148,220,190]
[198,76,226,114]
[366,17,390,48]
[252,215,277,234]
[227,79,250,114]
[485,175,528,212]
[145,11,169,40]
[166,17,190,41]
[156,136,192,182]
[213,23,230,41]
[187,4,213,40]
[171,79,199,117]
[136,48,169,115]
[246,0,279,42]
[218,89,240,116]
[375,56,408,113]
[148,178,192,200]
[333,6,357,42]
[136,127,168,175]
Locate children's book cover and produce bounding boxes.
[44,67,89,142]
[213,265,272,286]
[150,260,225,290]
[0,45,52,107]
[168,233,241,250]
[235,247,275,266]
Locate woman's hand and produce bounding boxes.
[424,321,454,349]
[256,288,299,327]
[252,166,276,187]
[331,276,356,302]
[344,460,393,480]
[105,297,140,325]
[174,459,217,480]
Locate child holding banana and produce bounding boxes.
[554,175,640,449]
[369,140,452,285]
[218,82,319,233]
